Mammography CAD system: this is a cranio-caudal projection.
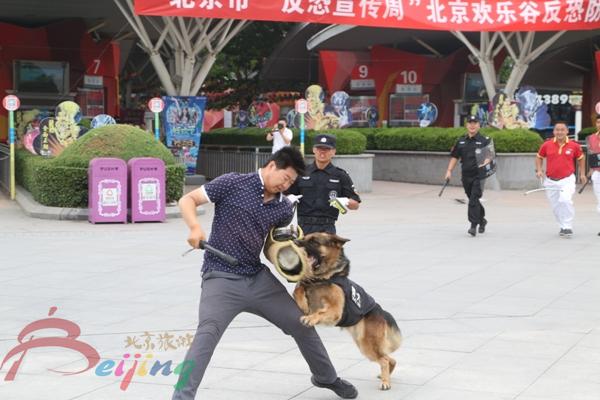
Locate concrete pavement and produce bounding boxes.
[1,181,600,400]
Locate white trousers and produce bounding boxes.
[544,174,576,229]
[592,170,600,214]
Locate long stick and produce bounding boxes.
[182,241,239,266]
[524,177,561,195]
[524,187,562,195]
[578,180,590,194]
[438,178,450,197]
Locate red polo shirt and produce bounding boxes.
[537,138,583,180]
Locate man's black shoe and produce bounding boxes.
[559,229,566,237]
[311,377,358,399]
[478,219,487,234]
[563,229,573,237]
[468,227,477,237]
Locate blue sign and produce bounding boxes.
[91,114,116,129]
[237,110,249,128]
[417,102,438,127]
[366,107,378,128]
[163,96,206,174]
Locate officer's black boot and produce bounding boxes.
[478,218,487,234]
[468,224,477,237]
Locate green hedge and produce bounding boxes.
[486,129,544,152]
[205,128,366,154]
[205,127,542,153]
[355,128,384,150]
[578,126,597,141]
[15,150,47,201]
[373,127,543,153]
[15,124,185,208]
[33,163,88,207]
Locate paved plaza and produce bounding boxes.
[1,181,600,400]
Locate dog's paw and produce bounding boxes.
[300,315,316,327]
[379,382,391,391]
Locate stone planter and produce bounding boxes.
[368,150,539,190]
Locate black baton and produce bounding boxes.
[578,179,590,194]
[182,241,239,266]
[200,241,239,266]
[438,178,450,197]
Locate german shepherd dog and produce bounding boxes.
[292,232,402,390]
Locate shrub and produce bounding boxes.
[373,127,542,152]
[34,163,88,207]
[355,128,384,150]
[15,149,46,196]
[374,127,465,151]
[578,126,597,141]
[485,129,543,153]
[165,164,185,203]
[54,124,177,167]
[15,124,185,207]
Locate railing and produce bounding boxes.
[197,145,273,179]
[0,144,9,194]
[197,146,374,192]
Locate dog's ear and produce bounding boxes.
[329,234,350,247]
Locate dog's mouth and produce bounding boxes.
[307,255,320,270]
[304,247,325,273]
[294,239,322,271]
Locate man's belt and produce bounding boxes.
[547,174,572,181]
[298,216,336,225]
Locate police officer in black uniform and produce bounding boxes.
[288,134,361,234]
[445,115,491,237]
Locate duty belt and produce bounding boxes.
[298,216,336,225]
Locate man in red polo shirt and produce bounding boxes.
[588,116,600,235]
[535,121,587,237]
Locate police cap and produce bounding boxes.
[466,115,480,124]
[313,134,336,149]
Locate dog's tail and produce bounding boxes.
[380,307,402,352]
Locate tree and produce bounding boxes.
[114,0,250,96]
[452,31,565,100]
[203,22,294,109]
[498,56,514,84]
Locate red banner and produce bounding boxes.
[135,0,600,32]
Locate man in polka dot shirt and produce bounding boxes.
[173,147,358,400]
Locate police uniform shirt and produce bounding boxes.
[289,162,361,220]
[450,132,491,177]
[328,276,378,327]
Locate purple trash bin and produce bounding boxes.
[88,158,128,224]
[128,157,166,223]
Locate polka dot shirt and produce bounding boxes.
[201,170,293,275]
